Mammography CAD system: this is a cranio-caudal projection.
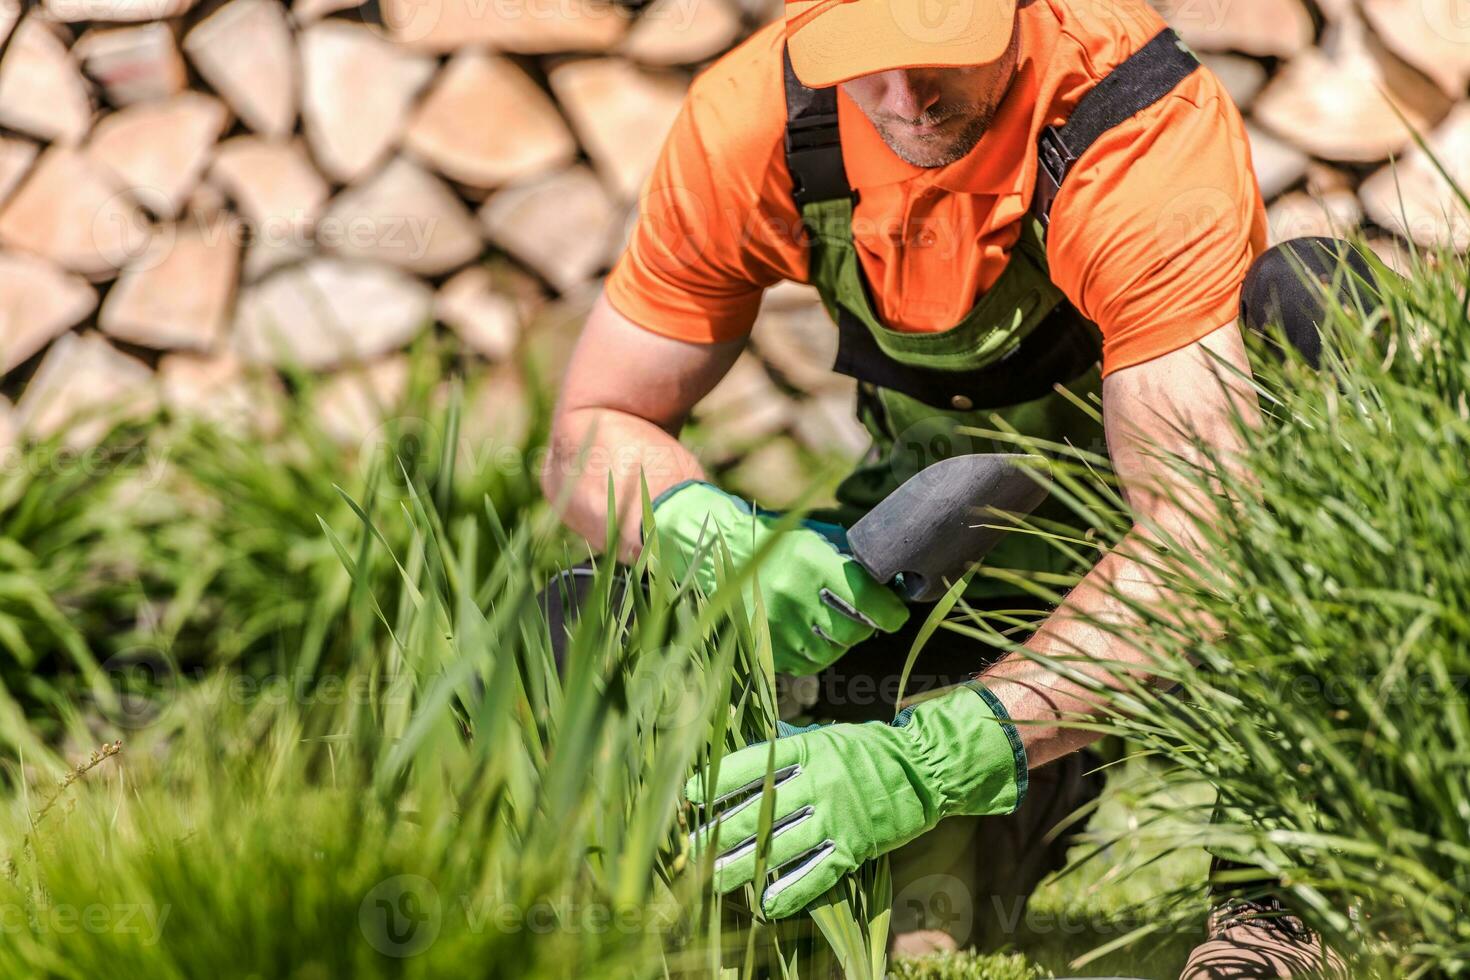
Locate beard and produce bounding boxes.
[872,101,1001,168]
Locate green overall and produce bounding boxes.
[782,29,1202,598]
[805,200,1104,597]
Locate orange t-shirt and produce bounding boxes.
[604,0,1269,377]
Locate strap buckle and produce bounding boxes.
[1033,125,1077,228]
[785,112,849,206]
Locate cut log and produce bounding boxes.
[1247,124,1309,200]
[723,438,809,509]
[210,137,328,278]
[548,58,688,200]
[0,4,17,49]
[404,51,577,190]
[187,179,230,224]
[455,366,532,448]
[85,93,230,219]
[292,0,363,22]
[300,21,436,183]
[211,137,328,226]
[1360,105,1470,251]
[242,240,312,282]
[740,0,781,23]
[1365,234,1415,276]
[314,356,410,444]
[0,397,14,451]
[1199,53,1268,112]
[691,352,793,461]
[320,156,481,275]
[75,23,188,106]
[1305,163,1355,197]
[382,0,628,52]
[1253,16,1451,163]
[751,292,841,393]
[183,0,296,139]
[0,147,150,279]
[43,0,197,21]
[479,166,615,292]
[0,137,36,208]
[100,219,241,350]
[0,251,98,374]
[519,282,598,380]
[435,266,519,360]
[1150,0,1312,57]
[15,332,156,449]
[233,258,431,369]
[1266,190,1364,246]
[792,381,869,459]
[621,0,742,65]
[158,351,283,436]
[1363,0,1470,98]
[0,17,93,144]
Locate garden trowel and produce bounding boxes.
[846,453,1051,602]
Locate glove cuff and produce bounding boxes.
[898,681,1028,818]
[645,480,742,548]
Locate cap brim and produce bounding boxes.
[786,0,1018,88]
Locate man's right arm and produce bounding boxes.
[541,293,745,562]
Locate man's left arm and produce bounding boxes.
[982,318,1260,766]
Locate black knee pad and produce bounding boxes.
[1238,237,1384,369]
[539,565,600,673]
[539,564,640,673]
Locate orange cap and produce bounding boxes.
[785,0,1019,88]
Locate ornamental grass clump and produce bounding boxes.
[978,238,1470,976]
[0,385,888,978]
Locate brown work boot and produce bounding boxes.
[1179,897,1349,979]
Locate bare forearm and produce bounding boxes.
[981,322,1258,768]
[542,407,706,562]
[982,525,1193,767]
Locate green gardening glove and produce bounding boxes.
[686,682,1027,919]
[647,481,909,675]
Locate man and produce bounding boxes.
[542,0,1373,972]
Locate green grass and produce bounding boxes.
[972,238,1470,977]
[0,238,1465,977]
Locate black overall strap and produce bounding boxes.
[783,46,852,205]
[1032,27,1200,225]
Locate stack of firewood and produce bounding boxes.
[0,0,1462,494]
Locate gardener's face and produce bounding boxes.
[841,22,1021,169]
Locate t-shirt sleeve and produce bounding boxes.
[1044,69,1268,377]
[604,83,797,344]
